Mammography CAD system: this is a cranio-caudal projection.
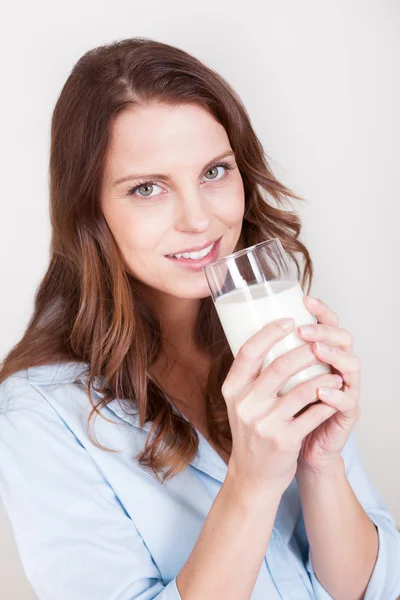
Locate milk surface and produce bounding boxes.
[215,279,330,396]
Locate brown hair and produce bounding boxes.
[0,37,314,482]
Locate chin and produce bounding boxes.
[169,277,213,300]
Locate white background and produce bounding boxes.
[1,0,399,597]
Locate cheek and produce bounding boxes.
[105,208,165,267]
[214,177,245,225]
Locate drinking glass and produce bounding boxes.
[202,238,331,397]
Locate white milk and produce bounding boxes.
[215,279,331,396]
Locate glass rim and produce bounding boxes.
[202,237,279,272]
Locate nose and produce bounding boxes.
[174,189,211,233]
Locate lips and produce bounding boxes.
[166,237,220,257]
[165,236,222,271]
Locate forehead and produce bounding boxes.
[105,103,230,178]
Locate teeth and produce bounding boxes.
[172,242,214,260]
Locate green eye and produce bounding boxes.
[137,184,153,196]
[204,161,235,181]
[205,166,219,180]
[127,181,162,198]
[127,161,235,198]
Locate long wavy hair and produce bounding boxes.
[0,37,314,483]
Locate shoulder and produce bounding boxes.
[0,361,145,457]
[1,361,89,393]
[0,361,89,416]
[0,362,106,447]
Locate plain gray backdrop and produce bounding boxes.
[1,0,399,597]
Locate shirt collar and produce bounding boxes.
[27,361,229,484]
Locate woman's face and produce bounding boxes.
[100,103,245,301]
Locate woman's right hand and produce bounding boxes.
[222,318,343,499]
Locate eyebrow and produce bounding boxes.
[112,151,235,187]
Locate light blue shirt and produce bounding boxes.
[0,362,399,599]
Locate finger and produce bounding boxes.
[289,401,338,441]
[276,373,344,421]
[222,318,296,402]
[312,343,361,390]
[317,387,361,419]
[250,342,320,402]
[236,342,322,422]
[304,296,339,327]
[298,323,353,353]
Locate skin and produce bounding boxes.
[100,102,245,361]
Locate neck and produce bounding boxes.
[137,282,203,359]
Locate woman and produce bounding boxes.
[0,37,399,600]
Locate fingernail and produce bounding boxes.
[279,318,295,330]
[334,375,343,386]
[318,387,333,399]
[305,296,319,306]
[299,325,315,336]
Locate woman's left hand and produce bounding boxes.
[295,295,361,476]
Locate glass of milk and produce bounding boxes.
[202,238,331,397]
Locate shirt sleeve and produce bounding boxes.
[304,429,400,600]
[0,375,183,600]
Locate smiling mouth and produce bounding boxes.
[165,237,222,269]
[167,240,216,260]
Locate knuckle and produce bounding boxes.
[221,381,232,400]
[269,433,295,453]
[238,343,258,362]
[296,382,313,402]
[234,399,251,424]
[254,419,268,439]
[270,354,291,378]
[269,434,282,450]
